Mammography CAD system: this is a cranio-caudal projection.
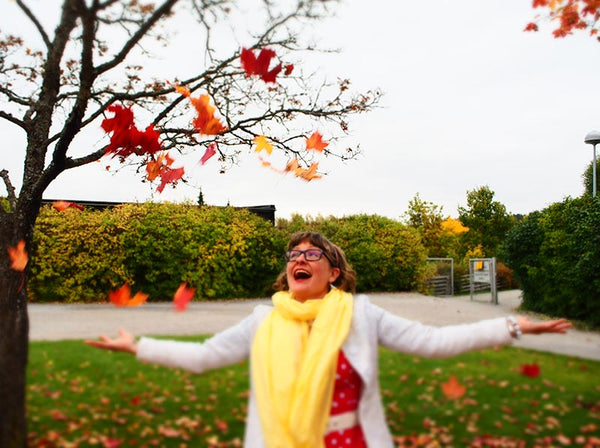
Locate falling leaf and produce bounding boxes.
[284,159,322,181]
[52,200,84,212]
[174,84,227,135]
[253,135,273,154]
[8,240,28,272]
[305,131,329,151]
[101,104,162,158]
[441,375,466,400]
[240,47,282,83]
[173,282,196,312]
[145,152,185,193]
[108,284,148,307]
[284,64,294,75]
[200,142,218,165]
[520,363,541,378]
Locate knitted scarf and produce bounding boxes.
[251,288,353,448]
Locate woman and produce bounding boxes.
[87,231,571,448]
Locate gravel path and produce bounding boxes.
[29,290,600,361]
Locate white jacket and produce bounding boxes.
[137,295,513,447]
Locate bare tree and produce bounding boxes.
[0,0,379,444]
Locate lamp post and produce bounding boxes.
[584,130,600,197]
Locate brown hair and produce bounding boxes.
[272,231,357,293]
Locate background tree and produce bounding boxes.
[403,193,445,257]
[582,159,600,196]
[457,185,515,258]
[0,0,380,444]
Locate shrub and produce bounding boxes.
[503,197,600,327]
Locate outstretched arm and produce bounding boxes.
[85,329,138,355]
[517,317,572,335]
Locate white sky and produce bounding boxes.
[3,1,600,220]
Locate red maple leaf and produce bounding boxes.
[145,152,185,193]
[520,363,541,378]
[199,142,218,165]
[284,64,294,76]
[101,104,162,158]
[441,375,466,400]
[173,283,196,312]
[240,47,283,83]
[157,166,184,193]
[8,240,28,272]
[108,284,148,307]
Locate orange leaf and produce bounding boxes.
[305,131,329,151]
[52,200,84,211]
[173,282,196,312]
[108,284,148,307]
[8,240,28,272]
[441,375,466,400]
[174,84,227,135]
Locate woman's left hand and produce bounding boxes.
[517,316,573,335]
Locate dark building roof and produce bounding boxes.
[41,199,276,224]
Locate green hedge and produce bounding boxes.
[29,204,282,302]
[277,214,428,292]
[502,196,600,327]
[29,205,428,303]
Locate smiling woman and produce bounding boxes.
[86,230,572,448]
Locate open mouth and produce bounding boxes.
[293,269,312,280]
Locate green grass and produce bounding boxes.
[27,337,600,447]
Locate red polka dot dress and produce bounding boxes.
[324,351,367,448]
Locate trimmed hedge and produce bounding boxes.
[29,205,429,303]
[502,196,600,327]
[29,204,282,302]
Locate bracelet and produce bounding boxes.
[506,315,522,339]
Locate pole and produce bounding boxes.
[594,143,597,197]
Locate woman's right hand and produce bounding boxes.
[85,328,138,355]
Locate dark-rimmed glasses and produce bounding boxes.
[285,249,326,262]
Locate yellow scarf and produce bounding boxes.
[251,288,353,448]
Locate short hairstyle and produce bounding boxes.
[272,231,357,293]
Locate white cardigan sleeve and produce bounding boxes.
[136,305,270,374]
[371,302,514,358]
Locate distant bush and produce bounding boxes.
[503,197,600,327]
[277,214,428,292]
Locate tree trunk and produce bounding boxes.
[0,213,30,448]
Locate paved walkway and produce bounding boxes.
[29,290,600,361]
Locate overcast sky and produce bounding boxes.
[3,1,600,220]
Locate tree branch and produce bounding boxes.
[0,111,27,130]
[15,0,51,49]
[94,0,179,76]
[0,170,17,211]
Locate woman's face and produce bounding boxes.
[286,240,340,302]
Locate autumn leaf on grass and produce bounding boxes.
[109,284,148,307]
[8,240,28,272]
[305,131,329,152]
[101,104,162,158]
[520,363,541,378]
[253,135,273,155]
[240,47,283,83]
[174,85,227,135]
[52,200,84,212]
[200,142,218,165]
[441,375,466,400]
[173,282,196,312]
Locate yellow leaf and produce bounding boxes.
[253,135,273,155]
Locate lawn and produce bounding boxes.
[27,337,600,447]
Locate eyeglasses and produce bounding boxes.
[285,249,326,262]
